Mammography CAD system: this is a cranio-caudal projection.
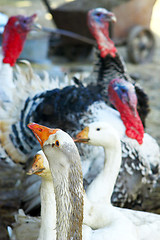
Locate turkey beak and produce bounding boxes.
[110,14,117,23]
[26,14,37,30]
[28,14,37,22]
[105,12,117,23]
[27,154,45,175]
[74,127,90,143]
[28,122,59,147]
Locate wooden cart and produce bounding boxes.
[42,0,156,63]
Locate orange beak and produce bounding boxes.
[27,153,45,175]
[28,122,60,147]
[74,127,90,143]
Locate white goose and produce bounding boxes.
[27,150,56,240]
[76,122,160,239]
[28,123,84,240]
[28,122,160,240]
[76,121,121,204]
[9,150,56,240]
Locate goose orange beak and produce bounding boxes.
[27,153,45,175]
[28,122,59,147]
[74,127,90,143]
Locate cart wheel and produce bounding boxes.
[127,26,155,64]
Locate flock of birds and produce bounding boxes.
[0,7,160,240]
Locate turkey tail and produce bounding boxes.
[72,76,84,87]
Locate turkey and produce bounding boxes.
[85,8,149,128]
[0,14,36,108]
[0,8,160,218]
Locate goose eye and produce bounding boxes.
[55,140,60,147]
[96,128,100,131]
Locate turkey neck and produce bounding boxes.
[44,145,84,240]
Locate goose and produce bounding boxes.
[75,121,160,240]
[28,122,160,240]
[27,150,56,240]
[28,123,84,240]
[9,151,55,240]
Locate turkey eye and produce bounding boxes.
[96,128,100,131]
[96,13,101,17]
[121,88,126,93]
[55,140,60,147]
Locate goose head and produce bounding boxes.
[27,150,52,180]
[27,123,80,172]
[2,14,37,66]
[75,121,120,149]
[87,8,117,58]
[108,78,144,144]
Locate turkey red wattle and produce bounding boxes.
[2,14,36,66]
[96,24,117,58]
[108,79,144,144]
[87,10,117,58]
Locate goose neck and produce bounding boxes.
[45,148,84,240]
[39,178,56,239]
[103,140,121,202]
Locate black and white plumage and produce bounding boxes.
[0,8,160,216]
[88,52,150,127]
